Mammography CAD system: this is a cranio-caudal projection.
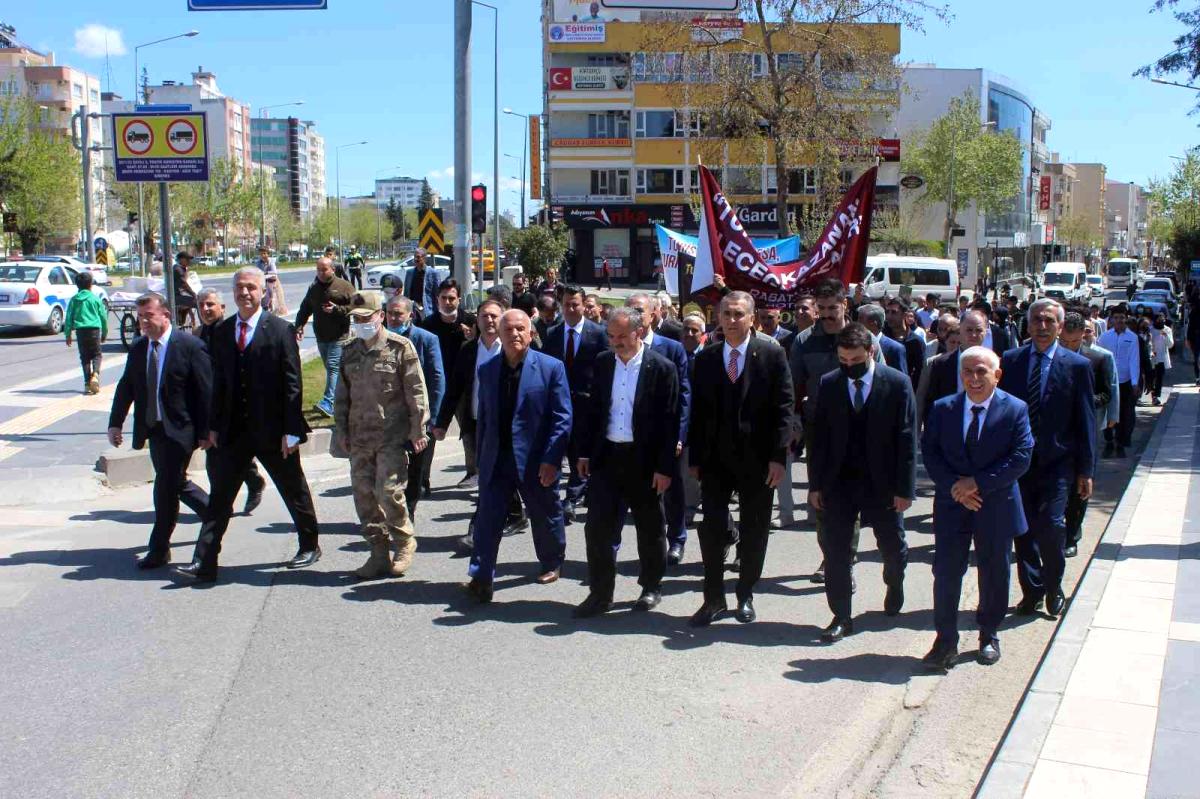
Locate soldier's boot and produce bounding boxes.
[354,534,391,579]
[389,535,417,577]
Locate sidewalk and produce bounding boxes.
[979,383,1200,799]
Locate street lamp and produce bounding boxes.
[256,101,304,248]
[505,153,525,226]
[945,119,996,259]
[475,0,500,282]
[504,107,529,228]
[335,140,368,256]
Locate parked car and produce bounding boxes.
[0,261,109,333]
[1041,262,1090,303]
[365,254,452,289]
[1086,274,1105,298]
[860,255,959,302]
[1125,291,1175,323]
[1142,277,1178,298]
[27,254,110,286]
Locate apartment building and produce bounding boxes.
[1068,162,1107,261]
[374,176,436,209]
[1105,179,1142,256]
[250,116,327,219]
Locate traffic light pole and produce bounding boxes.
[454,0,472,294]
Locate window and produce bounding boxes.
[635,168,689,194]
[588,111,630,139]
[632,52,683,83]
[728,53,766,78]
[766,168,818,195]
[887,267,952,287]
[586,55,619,67]
[89,88,99,105]
[590,169,629,196]
[776,53,812,74]
[72,83,83,99]
[724,167,761,194]
[48,267,70,286]
[635,110,676,138]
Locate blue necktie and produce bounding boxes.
[1027,351,1044,432]
[966,405,983,462]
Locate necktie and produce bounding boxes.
[966,404,984,461]
[565,327,576,372]
[237,321,248,352]
[1027,350,1044,431]
[146,340,161,427]
[853,379,864,411]
[727,348,740,382]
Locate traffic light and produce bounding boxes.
[470,184,487,235]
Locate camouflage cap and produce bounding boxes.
[349,291,383,318]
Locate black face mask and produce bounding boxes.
[841,361,869,380]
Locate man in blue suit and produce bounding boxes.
[998,298,1096,619]
[386,294,445,517]
[541,285,609,522]
[465,309,573,603]
[857,303,909,378]
[401,248,448,322]
[922,346,1033,668]
[627,293,692,563]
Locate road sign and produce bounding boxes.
[112,111,209,183]
[418,209,445,254]
[188,0,326,9]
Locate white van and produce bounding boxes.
[861,255,959,302]
[1042,262,1090,303]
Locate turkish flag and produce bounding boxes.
[549,67,572,90]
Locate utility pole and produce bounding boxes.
[71,105,95,263]
[454,0,472,292]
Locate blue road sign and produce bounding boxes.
[188,0,326,9]
[135,104,192,113]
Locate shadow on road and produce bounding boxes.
[785,653,923,684]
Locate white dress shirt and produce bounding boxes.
[147,324,173,421]
[1098,328,1140,385]
[846,359,876,406]
[606,344,644,443]
[563,318,584,358]
[962,391,994,441]
[722,338,749,381]
[235,307,263,349]
[472,336,503,419]
[643,329,655,350]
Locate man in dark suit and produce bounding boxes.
[176,267,322,583]
[856,303,908,377]
[541,285,609,522]
[999,299,1096,618]
[653,293,684,341]
[574,307,680,617]
[401,248,449,321]
[884,298,926,386]
[808,323,917,642]
[757,306,796,354]
[107,292,212,569]
[464,309,573,603]
[688,291,794,626]
[1061,313,1115,558]
[919,311,996,424]
[921,346,1034,668]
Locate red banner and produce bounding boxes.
[1039,175,1051,211]
[694,164,878,309]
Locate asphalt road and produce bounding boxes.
[0,364,1178,798]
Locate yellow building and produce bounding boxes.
[541,1,901,284]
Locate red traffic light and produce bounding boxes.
[471,185,486,202]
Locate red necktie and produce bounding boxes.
[727,348,739,382]
[237,321,248,352]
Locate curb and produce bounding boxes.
[974,388,1182,798]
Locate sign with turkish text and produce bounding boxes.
[900,175,924,189]
[112,111,209,182]
[529,115,542,200]
[548,22,606,43]
[550,137,631,147]
[549,65,630,91]
[690,17,744,42]
[656,224,801,296]
[1039,175,1051,211]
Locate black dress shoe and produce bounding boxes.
[821,617,853,642]
[735,597,756,623]
[174,561,216,583]
[573,594,613,618]
[463,579,493,604]
[502,516,530,537]
[811,561,826,584]
[563,504,577,525]
[1065,544,1079,558]
[978,637,1001,665]
[922,640,958,670]
[421,485,433,499]
[136,552,169,570]
[633,590,662,612]
[243,488,263,515]
[727,554,741,573]
[689,603,728,627]
[457,474,479,489]
[884,583,904,616]
[285,548,321,569]
[1016,595,1044,615]
[1046,590,1066,617]
[667,543,684,566]
[457,533,475,552]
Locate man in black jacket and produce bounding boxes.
[808,323,917,642]
[177,268,322,583]
[293,257,355,417]
[108,292,212,569]
[688,291,794,627]
[574,307,679,617]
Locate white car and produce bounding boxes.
[0,261,109,333]
[365,254,452,289]
[1086,274,1105,297]
[28,254,111,286]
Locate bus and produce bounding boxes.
[1106,257,1137,289]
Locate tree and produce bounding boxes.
[1056,211,1101,261]
[656,0,945,236]
[1136,1,1200,112]
[418,179,435,216]
[385,197,410,242]
[0,97,82,252]
[1149,148,1200,266]
[902,92,1025,252]
[505,224,569,280]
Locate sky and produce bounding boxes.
[15,0,1199,218]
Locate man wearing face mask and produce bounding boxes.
[335,292,429,578]
[808,323,917,642]
[386,295,445,515]
[294,257,355,417]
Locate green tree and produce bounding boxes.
[385,197,410,242]
[309,205,338,251]
[1136,2,1200,112]
[902,92,1025,254]
[0,97,82,252]
[1056,211,1101,261]
[505,224,569,280]
[418,179,435,216]
[1149,148,1200,267]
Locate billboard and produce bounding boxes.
[554,0,639,20]
[112,111,209,182]
[1039,175,1052,211]
[548,22,606,42]
[529,115,542,200]
[549,66,630,91]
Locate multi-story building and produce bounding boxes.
[249,116,327,219]
[1042,157,1079,260]
[374,176,437,209]
[1067,162,1107,262]
[542,1,902,283]
[1105,179,1142,256]
[0,25,106,247]
[896,66,1047,284]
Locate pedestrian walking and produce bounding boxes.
[599,258,612,291]
[1149,314,1173,405]
[1098,305,1140,458]
[64,270,108,395]
[345,245,366,290]
[294,257,355,417]
[255,247,286,314]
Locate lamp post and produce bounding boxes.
[255,101,304,249]
[474,0,500,279]
[504,107,529,229]
[131,29,199,275]
[335,140,368,257]
[505,153,525,227]
[945,119,996,259]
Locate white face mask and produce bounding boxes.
[352,321,379,339]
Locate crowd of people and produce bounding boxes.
[104,253,1199,671]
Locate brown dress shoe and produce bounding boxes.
[535,568,560,584]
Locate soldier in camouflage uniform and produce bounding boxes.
[335,292,429,578]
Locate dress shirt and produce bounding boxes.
[722,338,750,381]
[563,318,584,358]
[1028,341,1058,401]
[235,307,263,349]
[846,358,876,405]
[606,344,644,443]
[643,329,655,350]
[1099,328,1140,385]
[472,337,503,419]
[147,323,173,422]
[983,327,994,351]
[962,391,994,441]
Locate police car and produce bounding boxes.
[26,254,111,286]
[0,261,109,333]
